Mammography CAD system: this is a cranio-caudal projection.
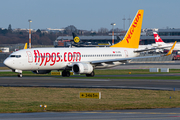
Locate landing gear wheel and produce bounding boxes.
[18,73,22,78]
[86,71,95,77]
[66,71,70,77]
[62,70,70,77]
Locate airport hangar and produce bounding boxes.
[54,28,180,47]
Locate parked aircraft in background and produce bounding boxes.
[153,32,180,50]
[3,10,176,78]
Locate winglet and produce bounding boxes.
[165,41,176,56]
[24,43,28,49]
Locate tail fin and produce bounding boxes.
[72,32,80,43]
[111,10,144,48]
[24,43,28,49]
[153,32,165,44]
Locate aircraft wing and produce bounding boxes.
[134,45,173,53]
[90,41,176,64]
[90,55,162,64]
[67,41,176,66]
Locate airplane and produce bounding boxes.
[71,32,112,47]
[3,9,176,78]
[153,32,180,50]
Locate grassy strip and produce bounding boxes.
[1,69,180,79]
[0,87,179,113]
[0,67,10,70]
[1,69,180,75]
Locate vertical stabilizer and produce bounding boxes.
[153,32,165,44]
[72,32,80,43]
[111,10,144,48]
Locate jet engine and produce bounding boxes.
[72,63,93,74]
[32,70,51,74]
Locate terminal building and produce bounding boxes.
[54,28,180,47]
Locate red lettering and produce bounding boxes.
[130,27,134,35]
[68,52,73,62]
[126,34,131,43]
[50,52,56,66]
[39,53,45,66]
[34,50,37,62]
[77,52,81,61]
[33,50,81,66]
[73,52,77,62]
[64,52,67,62]
[37,50,40,62]
[56,52,60,62]
[44,53,50,66]
[137,12,141,20]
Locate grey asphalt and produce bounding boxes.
[0,75,180,90]
[0,108,180,120]
[1,62,180,119]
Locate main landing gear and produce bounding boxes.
[62,70,70,77]
[61,70,95,77]
[86,71,95,77]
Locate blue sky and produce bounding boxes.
[0,0,180,31]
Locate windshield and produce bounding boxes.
[10,55,21,58]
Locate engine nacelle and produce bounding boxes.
[72,63,93,74]
[32,70,51,74]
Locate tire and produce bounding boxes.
[62,70,70,77]
[18,73,22,78]
[66,71,70,77]
[62,70,67,77]
[86,71,95,77]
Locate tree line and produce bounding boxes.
[0,24,124,45]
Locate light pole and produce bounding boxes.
[28,19,32,49]
[111,23,116,45]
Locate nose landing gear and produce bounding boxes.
[18,73,22,78]
[13,69,23,78]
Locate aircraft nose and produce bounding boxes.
[3,58,12,68]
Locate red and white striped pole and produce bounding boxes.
[28,19,32,49]
[111,23,116,45]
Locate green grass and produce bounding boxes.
[0,68,180,113]
[0,87,179,113]
[1,68,180,79]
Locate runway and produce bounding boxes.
[1,63,180,119]
[0,108,180,120]
[0,74,180,90]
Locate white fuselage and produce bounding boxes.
[4,47,139,71]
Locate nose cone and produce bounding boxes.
[3,58,12,69]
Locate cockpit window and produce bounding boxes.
[10,55,16,57]
[10,55,21,58]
